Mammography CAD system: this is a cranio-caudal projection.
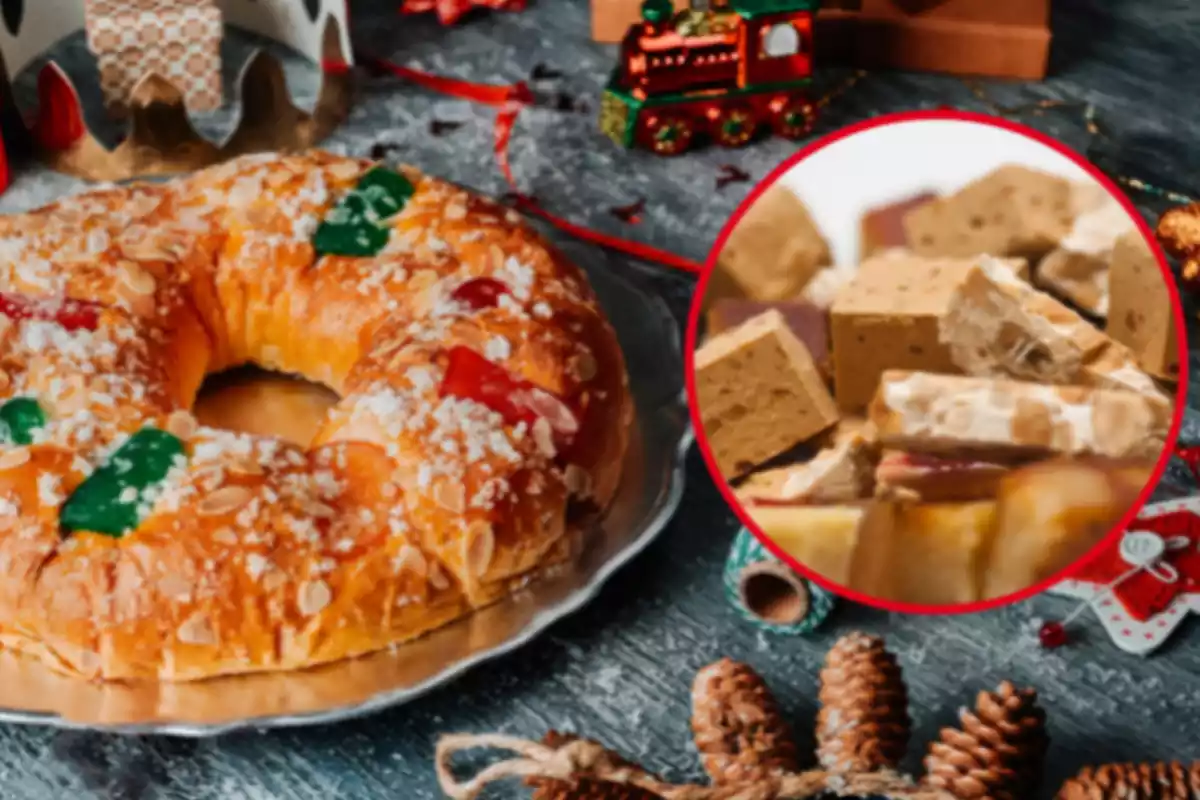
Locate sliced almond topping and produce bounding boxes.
[445,202,467,221]
[466,522,495,578]
[428,562,450,591]
[575,350,598,382]
[298,579,331,616]
[564,464,592,498]
[156,572,191,602]
[393,544,427,577]
[53,381,89,415]
[177,612,216,645]
[532,418,556,459]
[199,485,253,516]
[306,501,337,519]
[119,261,157,295]
[227,458,265,476]
[210,527,238,545]
[434,482,465,513]
[262,570,288,592]
[329,160,363,181]
[489,244,506,271]
[0,448,31,470]
[165,410,197,440]
[0,370,11,392]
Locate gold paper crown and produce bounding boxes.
[0,0,354,182]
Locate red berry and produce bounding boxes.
[0,291,102,331]
[1038,621,1068,649]
[450,277,509,310]
[439,345,578,448]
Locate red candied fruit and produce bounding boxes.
[439,345,578,448]
[450,277,510,310]
[0,291,102,331]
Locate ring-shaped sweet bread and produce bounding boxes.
[0,151,631,681]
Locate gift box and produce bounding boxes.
[591,0,687,43]
[816,0,1052,79]
[85,0,224,115]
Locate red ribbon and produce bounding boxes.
[1175,444,1200,484]
[356,54,704,274]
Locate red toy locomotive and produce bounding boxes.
[600,0,821,155]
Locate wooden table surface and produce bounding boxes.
[0,1,1197,797]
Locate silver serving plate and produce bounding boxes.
[0,237,692,734]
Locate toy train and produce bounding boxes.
[600,0,820,155]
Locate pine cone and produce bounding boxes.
[816,632,911,773]
[1057,761,1200,800]
[529,731,664,800]
[1157,202,1200,259]
[922,681,1048,800]
[691,658,800,785]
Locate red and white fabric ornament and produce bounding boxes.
[1051,496,1200,655]
[400,0,526,25]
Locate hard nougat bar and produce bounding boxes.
[1106,230,1180,381]
[715,185,832,303]
[830,253,1028,411]
[869,370,1171,462]
[940,257,1163,396]
[904,165,1073,261]
[736,435,875,505]
[695,310,839,479]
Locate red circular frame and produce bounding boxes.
[684,109,1189,616]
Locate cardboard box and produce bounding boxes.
[86,0,224,115]
[817,0,1052,80]
[591,0,688,42]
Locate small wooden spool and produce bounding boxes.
[737,560,812,626]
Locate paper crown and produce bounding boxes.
[0,0,354,182]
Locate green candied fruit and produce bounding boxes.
[312,168,415,258]
[0,397,46,445]
[355,167,415,219]
[313,219,391,257]
[60,427,186,537]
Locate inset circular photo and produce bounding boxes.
[687,111,1187,613]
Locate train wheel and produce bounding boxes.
[642,112,694,156]
[775,98,817,139]
[713,106,757,148]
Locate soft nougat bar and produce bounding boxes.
[868,370,1170,462]
[940,257,1162,396]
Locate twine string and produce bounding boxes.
[434,733,956,800]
